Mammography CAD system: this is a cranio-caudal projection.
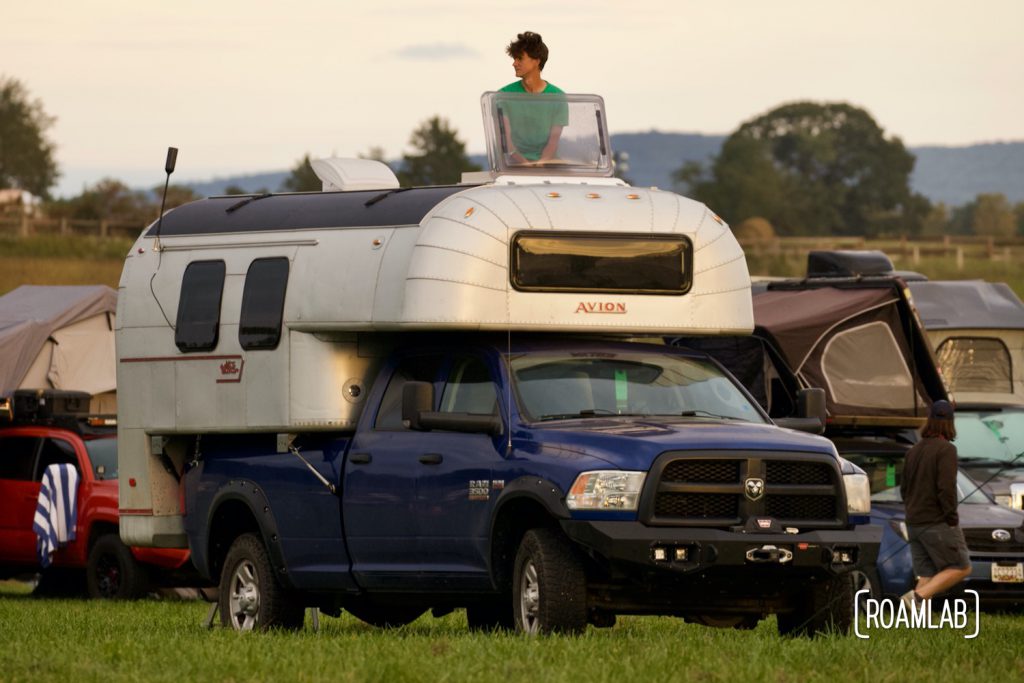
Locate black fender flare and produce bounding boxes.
[490,476,571,526]
[201,478,293,589]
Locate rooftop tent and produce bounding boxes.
[681,280,948,428]
[908,280,1024,406]
[753,282,947,425]
[0,285,118,414]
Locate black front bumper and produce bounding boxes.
[562,520,881,576]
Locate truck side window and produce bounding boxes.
[375,354,444,431]
[440,356,498,415]
[0,436,41,481]
[239,257,289,350]
[34,438,78,480]
[175,260,226,352]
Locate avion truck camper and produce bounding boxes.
[117,93,878,635]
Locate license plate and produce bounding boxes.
[991,563,1024,583]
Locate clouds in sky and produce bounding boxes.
[393,42,480,61]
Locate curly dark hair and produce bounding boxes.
[505,31,549,70]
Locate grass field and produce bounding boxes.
[1,581,1021,683]
[0,236,133,295]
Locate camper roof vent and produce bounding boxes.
[310,157,400,192]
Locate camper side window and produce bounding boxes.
[175,260,226,352]
[239,258,289,350]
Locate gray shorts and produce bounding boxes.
[908,523,971,577]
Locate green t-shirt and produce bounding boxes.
[498,81,569,161]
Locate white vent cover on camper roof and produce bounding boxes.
[310,157,400,192]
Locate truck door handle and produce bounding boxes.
[349,453,372,465]
[419,453,444,465]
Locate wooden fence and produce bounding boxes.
[738,235,1023,270]
[0,215,149,240]
[2,214,1021,270]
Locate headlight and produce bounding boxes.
[995,495,1013,508]
[888,518,909,542]
[843,472,871,515]
[567,470,646,511]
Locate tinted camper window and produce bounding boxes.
[511,232,691,295]
[175,260,226,352]
[239,258,289,350]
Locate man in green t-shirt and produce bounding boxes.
[499,31,568,164]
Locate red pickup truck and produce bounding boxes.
[0,393,191,599]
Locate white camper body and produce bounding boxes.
[116,93,753,546]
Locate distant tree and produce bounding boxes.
[160,184,200,211]
[223,184,247,195]
[359,146,389,163]
[397,116,480,187]
[1015,202,1024,236]
[282,154,322,192]
[0,77,59,197]
[47,178,150,222]
[612,150,633,185]
[970,193,1017,237]
[920,202,950,236]
[733,216,776,241]
[676,101,930,236]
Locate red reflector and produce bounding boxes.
[129,478,137,487]
[798,543,809,551]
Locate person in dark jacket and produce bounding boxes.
[899,400,972,606]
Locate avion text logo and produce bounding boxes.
[575,301,627,315]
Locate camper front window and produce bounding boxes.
[512,232,691,295]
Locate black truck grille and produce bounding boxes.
[655,493,739,519]
[646,454,842,527]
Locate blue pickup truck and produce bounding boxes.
[117,96,878,636]
[182,334,877,635]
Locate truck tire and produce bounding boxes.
[777,571,855,638]
[219,533,304,631]
[850,566,881,609]
[87,533,150,600]
[466,597,515,631]
[512,528,587,635]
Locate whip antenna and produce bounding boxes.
[153,146,178,252]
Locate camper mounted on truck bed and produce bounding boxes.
[117,93,879,635]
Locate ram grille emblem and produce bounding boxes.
[992,529,1011,542]
[744,477,765,502]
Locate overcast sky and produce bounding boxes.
[3,0,1021,196]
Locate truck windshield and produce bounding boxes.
[510,351,766,423]
[85,437,118,480]
[956,408,1024,467]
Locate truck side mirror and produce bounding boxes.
[776,388,827,434]
[402,381,434,430]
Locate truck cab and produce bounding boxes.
[117,92,878,634]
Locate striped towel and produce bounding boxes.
[32,464,80,568]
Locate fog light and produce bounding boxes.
[652,547,668,562]
[831,548,856,564]
[674,547,688,561]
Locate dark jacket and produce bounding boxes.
[900,436,959,526]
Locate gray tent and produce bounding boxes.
[0,285,118,414]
